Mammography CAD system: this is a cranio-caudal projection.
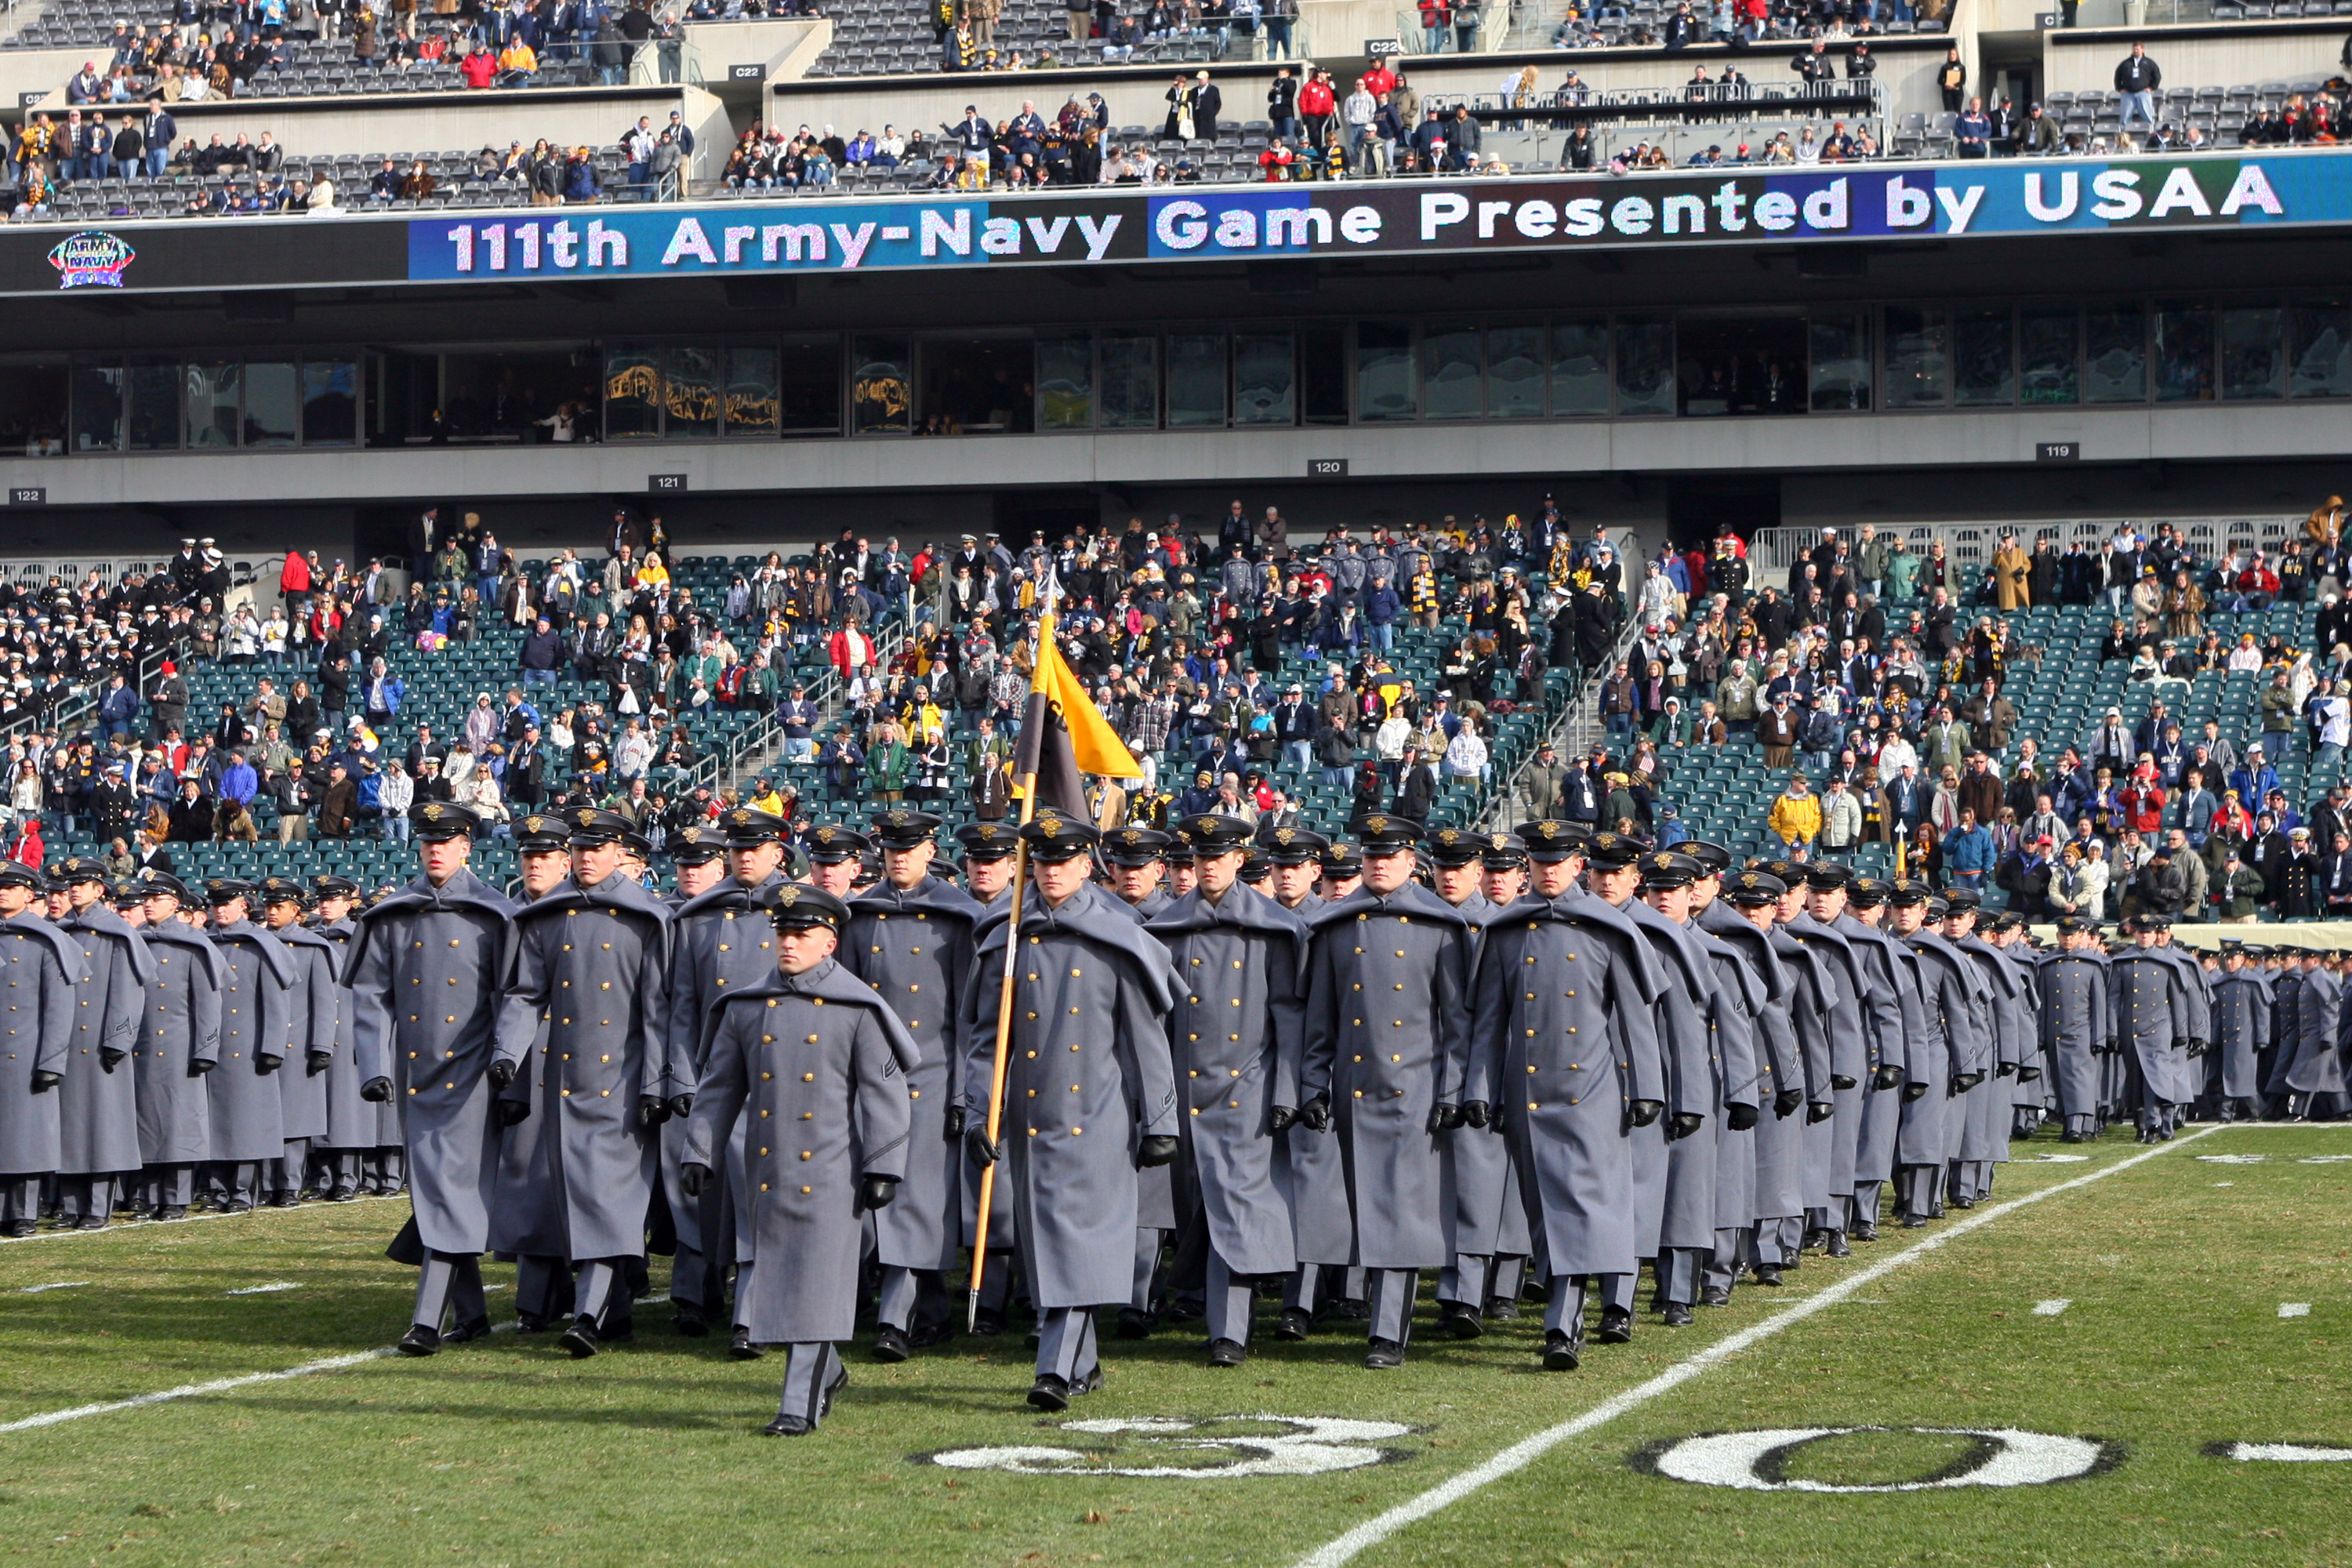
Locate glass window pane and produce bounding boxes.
[2019,307,2079,405]
[245,361,298,446]
[850,335,910,434]
[126,361,179,451]
[0,361,67,456]
[1613,315,1673,417]
[724,347,779,437]
[603,343,660,439]
[183,361,239,448]
[1885,307,1950,408]
[2154,304,2213,403]
[1098,332,1159,429]
[779,334,841,436]
[1486,325,1544,419]
[2084,307,2145,403]
[1036,331,1092,430]
[2220,307,2283,401]
[1420,326,1482,419]
[1549,318,1610,416]
[1355,321,1415,423]
[1300,323,1348,425]
[2288,298,2351,399]
[1232,332,1295,426]
[1951,310,2013,406]
[301,360,357,446]
[72,363,123,452]
[664,344,720,439]
[1806,312,1870,411]
[1167,332,1226,427]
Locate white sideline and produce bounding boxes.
[1293,1124,2222,1568]
[0,1349,393,1434]
[0,1192,410,1247]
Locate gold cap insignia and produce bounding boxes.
[777,884,800,906]
[1039,816,1062,838]
[1275,828,1295,845]
[422,803,444,820]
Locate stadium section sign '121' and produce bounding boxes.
[405,156,2333,283]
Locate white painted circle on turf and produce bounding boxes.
[928,1416,1412,1478]
[1649,1428,2109,1492]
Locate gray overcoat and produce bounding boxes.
[207,920,296,1163]
[56,906,151,1177]
[0,913,87,1176]
[2036,951,2111,1120]
[132,920,221,1167]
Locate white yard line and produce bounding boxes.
[19,1282,90,1294]
[1294,1125,2222,1568]
[225,1283,303,1295]
[0,1193,410,1247]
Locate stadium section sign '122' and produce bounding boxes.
[405,155,2332,283]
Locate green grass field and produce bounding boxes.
[2,1123,2348,1568]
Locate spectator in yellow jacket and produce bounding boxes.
[1768,774,1823,849]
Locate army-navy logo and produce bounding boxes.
[49,230,135,290]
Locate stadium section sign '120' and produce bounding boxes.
[405,155,2335,282]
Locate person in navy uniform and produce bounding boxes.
[131,875,221,1221]
[0,861,86,1235]
[50,857,149,1229]
[1146,813,1305,1367]
[346,801,517,1353]
[960,811,1179,1410]
[683,884,916,1436]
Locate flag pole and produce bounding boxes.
[967,610,1050,1330]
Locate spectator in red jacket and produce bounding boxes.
[278,547,312,612]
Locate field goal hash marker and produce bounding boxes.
[2279,1304,2312,1318]
[1293,1126,2221,1568]
[2033,1300,2071,1316]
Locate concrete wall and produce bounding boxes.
[2043,21,2347,92]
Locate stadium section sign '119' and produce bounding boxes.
[406,155,2332,283]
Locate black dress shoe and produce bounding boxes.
[1276,1306,1313,1340]
[908,1322,956,1350]
[1951,1195,1975,1209]
[1207,1338,1247,1367]
[1438,1304,1484,1340]
[1028,1374,1073,1412]
[445,1316,493,1345]
[220,1200,252,1214]
[1661,1301,1694,1327]
[1801,1229,1828,1253]
[1542,1330,1581,1371]
[1853,1223,1878,1243]
[873,1325,910,1363]
[397,1323,442,1357]
[1363,1338,1405,1370]
[330,1188,359,1203]
[2061,1130,2085,1144]
[1161,1298,1203,1324]
[1824,1232,1852,1258]
[1903,1214,1930,1228]
[1482,1298,1519,1322]
[1751,1265,1784,1287]
[515,1314,549,1334]
[761,1414,812,1437]
[557,1316,601,1359]
[1595,1306,1634,1344]
[671,1308,709,1338]
[1071,1366,1104,1396]
[1335,1298,1371,1320]
[729,1327,764,1361]
[1700,1286,1733,1308]
[157,1206,188,1222]
[74,1215,106,1231]
[0,1220,31,1238]
[1115,1306,1156,1340]
[267,1193,297,1209]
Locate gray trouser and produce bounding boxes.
[1597,1270,1636,1314]
[1704,1226,1752,1292]
[317,1149,361,1195]
[0,1174,36,1223]
[778,1341,844,1424]
[56,1173,114,1223]
[1132,1227,1166,1312]
[1437,1252,1491,1308]
[1035,1305,1099,1384]
[1655,1247,1705,1306]
[209,1160,263,1208]
[1544,1274,1588,1335]
[1204,1250,1254,1345]
[271,1137,310,1200]
[144,1163,196,1209]
[514,1255,574,1321]
[1367,1268,1418,1344]
[573,1257,624,1326]
[1852,1183,1882,1229]
[413,1250,486,1332]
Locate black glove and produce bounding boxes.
[943,1105,967,1140]
[1806,1100,1834,1124]
[1299,1095,1331,1132]
[2103,1037,2120,1057]
[256,1053,282,1076]
[1461,1100,1490,1130]
[307,1049,332,1076]
[1727,1102,1759,1132]
[964,1120,999,1168]
[361,1075,392,1102]
[1871,1065,1904,1091]
[29,1069,60,1093]
[1138,1134,1179,1168]
[2018,1065,2042,1082]
[1428,1103,1464,1134]
[666,1092,694,1120]
[1629,1098,1663,1127]
[1997,1060,2018,1078]
[2185,1037,2208,1058]
[859,1174,898,1209]
[1902,1081,1928,1102]
[1774,1087,1805,1119]
[1831,1074,1857,1091]
[1666,1110,1704,1142]
[495,1097,530,1127]
[488,1058,516,1091]
[1954,1070,1986,1092]
[100,1046,126,1073]
[1269,1104,1297,1133]
[681,1160,712,1199]
[637,1094,670,1129]
[189,1056,216,1077]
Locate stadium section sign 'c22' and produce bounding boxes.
[404,155,2333,284]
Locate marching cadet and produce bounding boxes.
[1165,832,1200,902]
[308,877,368,1203]
[1679,848,1762,1297]
[2261,948,2310,1118]
[666,826,730,905]
[951,819,1022,1333]
[347,801,517,1354]
[2207,940,2270,1123]
[490,815,584,1332]
[1777,864,1875,1258]
[1465,821,1664,1370]
[1987,915,2049,1140]
[1319,842,1363,901]
[1146,813,1305,1366]
[1837,878,1921,1240]
[662,807,788,1345]
[1293,815,1474,1368]
[2279,947,2343,1121]
[1240,850,1273,895]
[259,879,339,1207]
[0,862,86,1235]
[2149,919,2214,1114]
[2109,914,2201,1142]
[1262,826,1328,916]
[801,825,869,899]
[1886,883,1977,1223]
[1277,835,1365,1335]
[203,880,296,1214]
[1100,824,1183,1338]
[1480,833,1528,908]
[961,811,1179,1410]
[1104,826,1176,918]
[495,806,673,1359]
[683,885,916,1436]
[1702,866,1803,1299]
[50,858,148,1229]
[1936,891,2012,1204]
[1751,864,1835,1278]
[2038,916,2113,1142]
[844,808,982,1361]
[132,876,220,1221]
[957,822,1019,913]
